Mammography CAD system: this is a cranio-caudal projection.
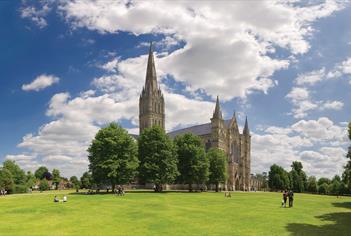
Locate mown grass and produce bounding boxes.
[0,190,350,235]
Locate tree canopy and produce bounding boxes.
[35,166,49,180]
[268,164,290,191]
[207,148,227,192]
[174,133,209,191]
[2,160,26,185]
[88,123,139,191]
[0,168,14,192]
[138,126,178,191]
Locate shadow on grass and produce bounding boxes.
[286,201,351,236]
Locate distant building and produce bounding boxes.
[138,43,251,191]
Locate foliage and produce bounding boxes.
[174,133,209,191]
[88,123,139,191]
[70,176,81,191]
[35,166,49,180]
[268,164,290,191]
[138,126,178,191]
[342,120,351,192]
[80,172,93,189]
[289,161,307,192]
[39,179,50,191]
[2,160,26,185]
[26,171,36,189]
[52,169,61,189]
[207,148,227,192]
[306,176,318,193]
[318,177,331,186]
[0,168,14,192]
[318,183,329,195]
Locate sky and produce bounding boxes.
[0,0,350,178]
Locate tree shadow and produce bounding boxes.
[286,201,351,236]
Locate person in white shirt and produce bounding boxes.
[63,195,67,202]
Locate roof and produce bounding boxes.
[168,120,231,138]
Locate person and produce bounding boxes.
[288,190,294,208]
[63,195,67,202]
[54,195,59,203]
[282,190,287,208]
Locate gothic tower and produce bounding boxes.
[241,116,251,191]
[210,96,227,151]
[139,43,165,134]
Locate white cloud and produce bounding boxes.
[22,74,60,92]
[321,100,344,110]
[252,117,348,178]
[20,3,52,28]
[295,68,326,85]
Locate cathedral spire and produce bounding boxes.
[243,116,250,135]
[145,42,158,92]
[212,96,223,119]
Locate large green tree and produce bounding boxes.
[2,160,26,185]
[35,166,49,180]
[174,133,209,191]
[306,176,318,193]
[80,172,93,189]
[207,148,227,192]
[342,121,351,192]
[70,176,81,192]
[26,171,36,189]
[268,164,290,191]
[52,169,61,190]
[138,126,178,192]
[88,123,139,191]
[0,168,14,192]
[290,161,307,192]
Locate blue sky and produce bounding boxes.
[0,0,350,178]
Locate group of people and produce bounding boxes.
[0,189,7,196]
[282,190,294,208]
[54,195,67,203]
[114,185,125,196]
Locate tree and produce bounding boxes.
[329,175,342,195]
[70,176,81,192]
[39,179,49,191]
[2,160,26,185]
[342,120,351,192]
[306,176,318,193]
[88,123,139,192]
[290,161,307,192]
[0,168,14,192]
[35,166,48,180]
[26,171,36,189]
[207,148,227,192]
[52,169,61,190]
[268,164,290,191]
[80,172,93,189]
[318,177,331,186]
[318,183,329,195]
[138,126,178,192]
[174,133,209,191]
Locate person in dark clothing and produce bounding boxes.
[283,190,288,208]
[288,190,294,207]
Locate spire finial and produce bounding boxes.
[145,41,157,92]
[243,116,250,135]
[213,95,223,119]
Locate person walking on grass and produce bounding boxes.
[288,190,294,208]
[282,190,288,208]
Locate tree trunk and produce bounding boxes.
[112,183,116,193]
[215,183,219,192]
[189,183,193,192]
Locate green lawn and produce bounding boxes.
[0,190,350,236]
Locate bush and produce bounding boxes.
[318,183,329,195]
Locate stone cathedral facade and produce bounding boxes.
[139,44,251,191]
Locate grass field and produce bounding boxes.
[0,190,350,236]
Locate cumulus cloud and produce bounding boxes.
[22,74,60,91]
[252,117,348,178]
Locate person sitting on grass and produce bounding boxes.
[224,191,231,197]
[54,196,59,203]
[63,195,67,202]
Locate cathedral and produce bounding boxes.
[139,44,251,191]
